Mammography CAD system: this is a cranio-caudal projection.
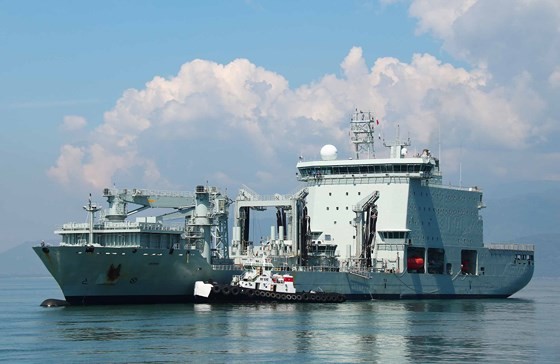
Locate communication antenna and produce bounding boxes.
[438,120,441,172]
[459,140,464,188]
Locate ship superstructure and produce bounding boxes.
[228,110,534,298]
[34,186,240,304]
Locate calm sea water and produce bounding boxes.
[0,276,558,363]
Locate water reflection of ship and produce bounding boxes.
[400,298,536,362]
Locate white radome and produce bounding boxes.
[320,144,338,161]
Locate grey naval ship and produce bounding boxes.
[34,109,534,304]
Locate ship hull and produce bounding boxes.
[288,266,533,300]
[33,246,241,305]
[34,244,533,304]
[289,247,534,299]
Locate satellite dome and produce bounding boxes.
[320,144,338,161]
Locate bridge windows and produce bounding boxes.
[379,231,409,240]
[298,163,431,178]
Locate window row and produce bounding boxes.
[299,163,432,177]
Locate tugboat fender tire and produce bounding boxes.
[221,285,231,295]
[231,286,240,296]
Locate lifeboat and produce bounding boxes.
[407,256,424,270]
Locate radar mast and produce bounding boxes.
[383,124,411,159]
[350,109,377,159]
[83,194,101,246]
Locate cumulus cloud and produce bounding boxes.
[409,0,560,102]
[369,54,530,148]
[407,0,560,176]
[48,145,85,184]
[549,68,560,88]
[409,0,477,41]
[61,115,87,131]
[48,1,560,191]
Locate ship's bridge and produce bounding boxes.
[296,157,439,182]
[297,111,440,184]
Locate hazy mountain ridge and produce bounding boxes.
[484,189,560,243]
[513,233,559,277]
[0,241,53,277]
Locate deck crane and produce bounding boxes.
[100,185,231,261]
[353,191,380,268]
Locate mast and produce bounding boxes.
[83,194,101,245]
[383,124,411,159]
[350,109,377,159]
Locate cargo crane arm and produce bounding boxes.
[353,191,380,268]
[102,188,197,221]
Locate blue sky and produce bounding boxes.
[1,0,559,252]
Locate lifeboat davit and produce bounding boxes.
[407,257,424,270]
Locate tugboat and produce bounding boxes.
[194,259,346,303]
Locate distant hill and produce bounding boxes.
[480,182,560,277]
[0,240,53,277]
[483,183,560,242]
[513,233,559,278]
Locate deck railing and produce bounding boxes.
[487,243,535,251]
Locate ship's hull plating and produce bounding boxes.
[33,246,240,305]
[289,266,533,300]
[34,245,533,304]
